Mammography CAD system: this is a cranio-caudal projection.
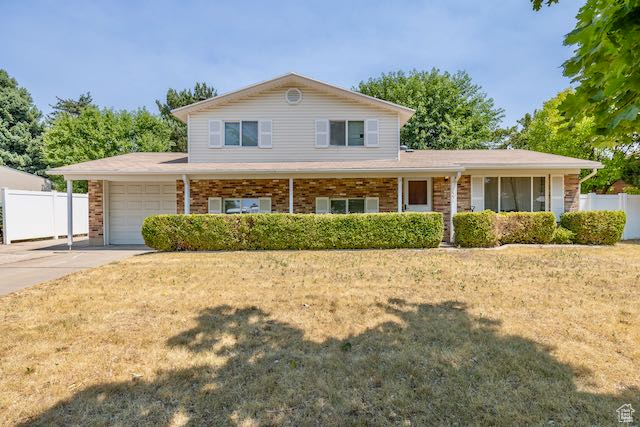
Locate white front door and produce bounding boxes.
[108,182,176,244]
[404,178,432,212]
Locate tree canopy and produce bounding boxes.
[533,0,640,139]
[43,107,173,191]
[355,69,504,149]
[156,82,217,152]
[47,92,95,121]
[0,69,45,174]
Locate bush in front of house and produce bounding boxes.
[560,210,626,245]
[142,212,444,251]
[551,226,575,244]
[452,210,499,247]
[497,212,556,244]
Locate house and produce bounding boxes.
[0,166,51,192]
[47,73,601,245]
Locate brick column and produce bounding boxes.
[564,174,580,212]
[433,175,471,241]
[88,180,104,245]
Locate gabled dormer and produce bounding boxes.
[171,73,415,163]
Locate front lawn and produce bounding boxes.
[1,245,639,425]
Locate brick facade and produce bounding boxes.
[432,175,472,241]
[177,179,290,214]
[88,180,104,245]
[564,174,580,212]
[293,178,397,213]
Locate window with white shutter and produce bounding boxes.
[315,197,330,213]
[550,175,564,221]
[208,197,222,213]
[365,197,379,213]
[258,120,272,148]
[258,197,272,213]
[315,119,329,148]
[471,176,484,212]
[208,120,222,148]
[365,119,379,147]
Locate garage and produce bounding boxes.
[108,182,176,244]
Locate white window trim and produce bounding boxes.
[327,197,368,214]
[222,120,260,148]
[474,175,548,213]
[328,120,367,147]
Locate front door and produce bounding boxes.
[405,179,432,212]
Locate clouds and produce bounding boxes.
[0,0,580,125]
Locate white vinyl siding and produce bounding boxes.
[189,85,399,162]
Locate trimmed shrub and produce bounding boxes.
[142,212,444,251]
[497,212,556,244]
[551,226,575,244]
[560,210,626,245]
[453,211,499,248]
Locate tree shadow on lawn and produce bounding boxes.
[23,300,638,426]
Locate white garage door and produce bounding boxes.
[109,182,177,244]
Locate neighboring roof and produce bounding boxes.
[47,150,602,177]
[0,165,51,191]
[170,72,416,125]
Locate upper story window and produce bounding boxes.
[224,121,258,147]
[329,120,365,147]
[209,119,271,149]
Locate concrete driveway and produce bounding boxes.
[0,238,150,296]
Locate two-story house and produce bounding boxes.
[48,73,601,245]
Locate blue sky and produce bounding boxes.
[1,0,581,126]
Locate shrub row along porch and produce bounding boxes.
[86,173,581,245]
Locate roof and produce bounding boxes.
[47,150,602,177]
[170,72,416,125]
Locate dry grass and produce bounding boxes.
[1,244,639,425]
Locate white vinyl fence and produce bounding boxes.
[1,188,88,244]
[580,193,640,240]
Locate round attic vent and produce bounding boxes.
[285,87,302,105]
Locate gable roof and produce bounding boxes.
[171,72,416,125]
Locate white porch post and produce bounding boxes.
[66,179,73,249]
[289,178,294,213]
[182,174,190,214]
[450,172,461,243]
[397,177,403,212]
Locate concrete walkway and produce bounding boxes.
[0,238,150,296]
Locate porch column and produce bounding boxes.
[397,177,403,212]
[66,179,73,249]
[450,172,461,243]
[182,174,190,214]
[289,178,294,213]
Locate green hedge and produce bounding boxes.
[560,211,626,245]
[497,212,556,244]
[551,227,575,244]
[142,212,444,251]
[452,211,499,248]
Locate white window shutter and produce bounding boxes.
[365,197,379,213]
[365,119,379,147]
[550,175,564,221]
[471,176,484,212]
[208,197,222,213]
[315,197,330,214]
[315,119,329,148]
[258,197,272,213]
[258,120,272,148]
[208,120,222,148]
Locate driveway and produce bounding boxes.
[0,237,150,296]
